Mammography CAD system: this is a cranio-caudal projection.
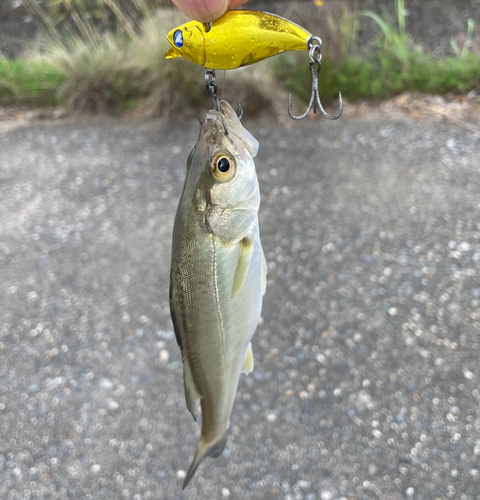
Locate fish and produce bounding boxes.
[169,100,268,488]
[165,10,311,70]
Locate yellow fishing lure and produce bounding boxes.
[165,10,311,70]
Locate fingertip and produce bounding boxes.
[229,0,250,8]
[172,0,229,22]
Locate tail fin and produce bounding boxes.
[182,433,228,489]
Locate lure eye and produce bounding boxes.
[174,30,183,48]
[210,152,236,182]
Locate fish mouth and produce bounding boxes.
[199,113,229,153]
[202,102,259,158]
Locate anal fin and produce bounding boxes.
[183,358,200,421]
[242,342,254,374]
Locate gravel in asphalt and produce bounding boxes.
[0,112,479,499]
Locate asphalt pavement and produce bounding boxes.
[0,110,479,500]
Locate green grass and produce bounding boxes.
[338,52,480,100]
[277,49,480,106]
[0,58,64,105]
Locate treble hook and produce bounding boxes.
[288,36,343,121]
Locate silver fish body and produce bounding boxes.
[169,101,267,488]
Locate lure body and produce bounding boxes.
[165,10,311,69]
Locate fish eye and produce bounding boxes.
[217,157,230,173]
[174,30,183,48]
[210,152,236,182]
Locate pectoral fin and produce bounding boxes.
[242,342,254,374]
[183,358,200,421]
[231,237,254,299]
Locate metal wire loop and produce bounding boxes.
[205,69,221,112]
[205,68,216,87]
[308,36,322,64]
[205,69,229,135]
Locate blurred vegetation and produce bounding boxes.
[277,0,480,104]
[0,0,479,114]
[45,0,173,22]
